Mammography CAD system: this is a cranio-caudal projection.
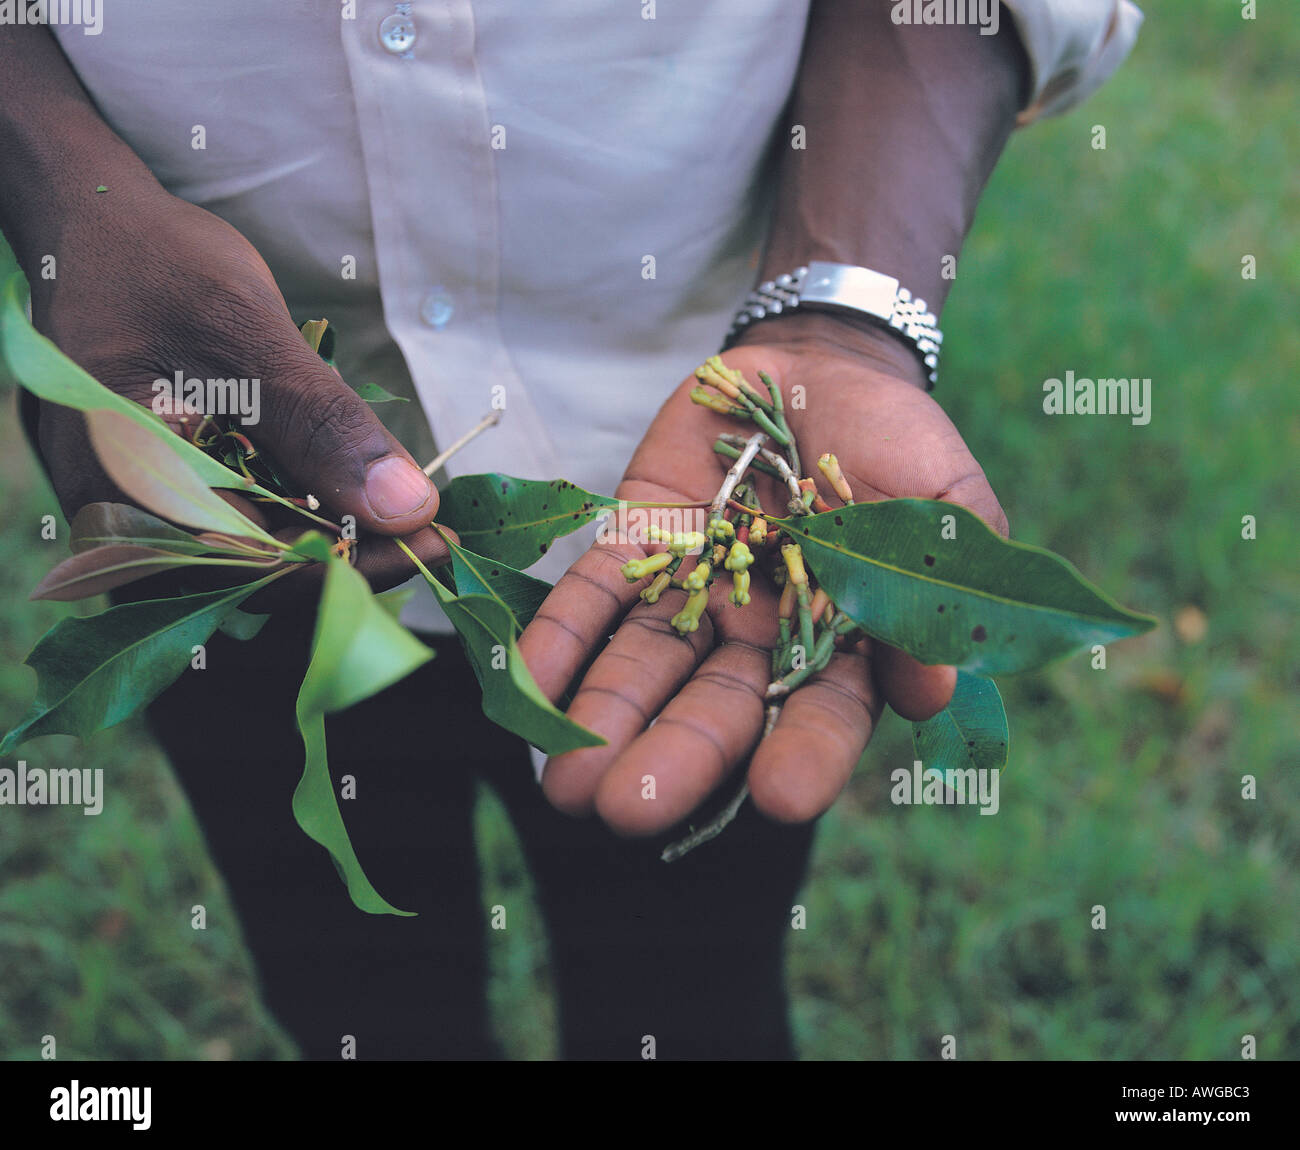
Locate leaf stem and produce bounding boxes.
[756,371,799,476]
[796,581,816,659]
[757,446,806,509]
[422,410,502,477]
[395,537,437,583]
[713,439,783,479]
[767,628,837,697]
[253,490,342,535]
[194,533,285,559]
[709,431,768,521]
[660,782,752,863]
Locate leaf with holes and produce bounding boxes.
[437,473,618,570]
[774,500,1155,674]
[437,530,552,633]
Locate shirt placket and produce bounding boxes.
[340,0,558,481]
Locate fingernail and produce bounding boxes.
[364,457,433,520]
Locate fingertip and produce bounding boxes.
[594,775,665,838]
[747,761,830,825]
[877,647,956,721]
[540,755,600,819]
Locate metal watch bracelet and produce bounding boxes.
[723,261,943,388]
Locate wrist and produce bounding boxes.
[0,30,163,278]
[728,311,931,392]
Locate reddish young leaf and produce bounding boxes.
[85,409,279,545]
[71,502,231,556]
[30,544,279,602]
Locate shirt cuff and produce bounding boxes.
[999,0,1144,125]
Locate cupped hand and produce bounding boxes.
[517,319,1007,836]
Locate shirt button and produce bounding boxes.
[420,288,454,330]
[379,13,417,55]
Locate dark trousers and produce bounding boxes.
[145,610,817,1060]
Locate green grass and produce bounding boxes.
[2,0,1297,1060]
[0,519,294,1060]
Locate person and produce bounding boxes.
[0,1,1141,1059]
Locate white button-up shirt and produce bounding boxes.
[51,0,1141,630]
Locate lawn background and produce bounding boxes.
[1,0,1296,1060]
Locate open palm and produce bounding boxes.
[517,340,1007,836]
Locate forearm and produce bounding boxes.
[0,27,162,293]
[738,0,1029,371]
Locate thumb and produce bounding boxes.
[252,338,437,536]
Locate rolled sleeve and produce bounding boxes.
[1001,0,1144,124]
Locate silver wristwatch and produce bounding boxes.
[724,261,943,388]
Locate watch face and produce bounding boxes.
[801,261,901,321]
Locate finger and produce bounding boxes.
[873,644,956,721]
[593,640,770,836]
[252,336,437,535]
[351,525,453,592]
[748,647,884,823]
[541,592,711,816]
[516,540,647,702]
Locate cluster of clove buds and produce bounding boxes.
[622,355,864,729]
[620,355,876,858]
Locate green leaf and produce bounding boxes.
[0,575,278,754]
[217,606,271,641]
[284,530,336,563]
[912,671,1009,776]
[301,319,407,409]
[373,586,417,621]
[85,409,279,544]
[298,319,330,355]
[30,544,275,602]
[0,245,278,504]
[352,381,408,405]
[775,500,1156,674]
[440,532,552,633]
[293,559,434,916]
[405,550,603,754]
[437,473,618,570]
